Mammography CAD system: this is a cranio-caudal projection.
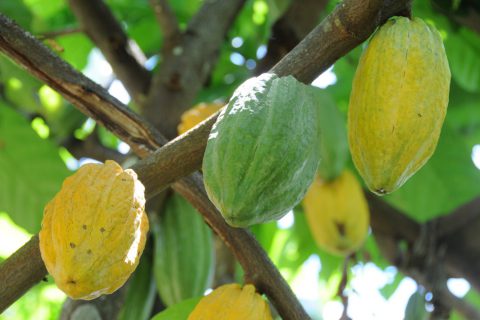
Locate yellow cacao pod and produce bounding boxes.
[188,283,272,320]
[177,102,224,135]
[39,160,149,300]
[302,170,369,256]
[348,17,450,195]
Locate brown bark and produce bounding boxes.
[142,0,247,139]
[68,0,151,104]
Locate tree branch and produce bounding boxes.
[150,0,181,51]
[63,132,128,163]
[0,0,413,316]
[68,0,151,104]
[368,193,480,319]
[0,13,308,319]
[142,0,247,138]
[255,0,328,74]
[0,235,46,311]
[36,27,83,40]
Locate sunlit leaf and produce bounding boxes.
[384,125,480,222]
[0,104,69,233]
[151,297,202,320]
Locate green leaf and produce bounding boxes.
[384,125,480,222]
[0,2,33,29]
[404,290,427,320]
[117,245,156,320]
[445,28,480,93]
[56,34,93,70]
[0,104,69,233]
[379,271,402,300]
[23,0,65,20]
[151,297,202,320]
[0,56,42,113]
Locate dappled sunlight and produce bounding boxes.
[0,212,31,258]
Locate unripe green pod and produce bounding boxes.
[202,73,321,227]
[153,194,214,306]
[314,90,348,181]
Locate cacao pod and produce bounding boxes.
[302,170,369,256]
[348,16,450,195]
[39,160,149,300]
[203,73,321,227]
[313,90,348,181]
[178,102,224,135]
[153,193,214,306]
[188,283,272,320]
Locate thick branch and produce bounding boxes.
[271,0,412,83]
[255,0,328,74]
[0,14,307,319]
[143,0,247,138]
[68,0,151,103]
[0,14,166,157]
[0,0,413,316]
[0,236,46,310]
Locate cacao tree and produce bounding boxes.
[1,0,480,319]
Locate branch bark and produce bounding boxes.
[0,0,413,317]
[150,0,181,51]
[0,13,308,319]
[142,0,247,138]
[68,0,151,104]
[255,0,328,74]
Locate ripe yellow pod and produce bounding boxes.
[302,170,369,256]
[177,102,224,135]
[39,160,149,300]
[188,283,273,320]
[348,17,450,195]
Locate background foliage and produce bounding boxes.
[1,0,480,319]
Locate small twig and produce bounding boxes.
[68,0,151,104]
[36,27,83,40]
[149,0,181,50]
[63,129,129,163]
[337,256,351,320]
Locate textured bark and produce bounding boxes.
[69,0,151,104]
[255,0,328,74]
[11,1,479,319]
[0,236,47,311]
[142,0,247,139]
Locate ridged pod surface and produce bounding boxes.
[348,17,450,195]
[39,160,149,300]
[177,102,224,135]
[188,283,272,320]
[153,194,214,306]
[302,170,369,256]
[203,73,320,227]
[313,90,348,181]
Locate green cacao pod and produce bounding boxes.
[153,193,214,306]
[39,160,149,300]
[314,90,348,181]
[188,283,273,320]
[203,73,321,227]
[348,17,450,195]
